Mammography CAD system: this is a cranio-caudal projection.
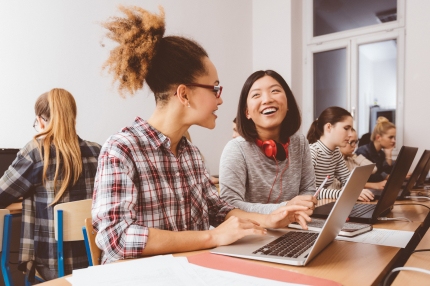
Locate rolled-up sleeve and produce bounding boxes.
[92,143,148,264]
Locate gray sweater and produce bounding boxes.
[219,134,316,214]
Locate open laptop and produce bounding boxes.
[0,148,20,177]
[371,149,430,200]
[312,146,418,224]
[414,152,430,189]
[210,164,374,266]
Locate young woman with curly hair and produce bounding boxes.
[92,6,312,265]
[0,88,101,280]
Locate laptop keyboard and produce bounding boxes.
[349,204,375,217]
[252,231,318,258]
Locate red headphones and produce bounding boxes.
[255,139,290,161]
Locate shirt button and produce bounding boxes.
[184,224,187,229]
[176,172,180,176]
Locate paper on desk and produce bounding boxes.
[185,263,304,286]
[335,228,414,248]
[69,254,304,286]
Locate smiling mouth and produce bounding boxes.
[261,107,278,115]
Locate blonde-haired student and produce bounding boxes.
[0,88,101,280]
[355,116,396,182]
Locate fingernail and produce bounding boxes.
[263,229,267,234]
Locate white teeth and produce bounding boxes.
[261,107,277,115]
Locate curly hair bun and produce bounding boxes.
[102,6,165,97]
[376,116,389,124]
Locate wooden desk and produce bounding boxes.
[392,228,430,285]
[6,201,22,215]
[36,202,430,286]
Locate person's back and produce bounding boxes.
[0,88,101,281]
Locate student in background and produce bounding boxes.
[355,117,396,182]
[328,128,383,190]
[220,70,317,214]
[307,106,374,202]
[232,117,239,138]
[0,88,101,281]
[92,6,311,265]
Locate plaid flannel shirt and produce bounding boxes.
[0,137,101,280]
[92,117,235,264]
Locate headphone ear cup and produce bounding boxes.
[262,141,277,158]
[274,142,286,161]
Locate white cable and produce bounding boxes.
[377,217,411,222]
[391,266,430,276]
[384,267,430,286]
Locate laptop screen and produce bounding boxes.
[0,148,20,177]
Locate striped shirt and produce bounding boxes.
[0,137,101,280]
[92,117,235,265]
[309,140,350,199]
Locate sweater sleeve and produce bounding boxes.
[219,140,285,214]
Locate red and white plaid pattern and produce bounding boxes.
[92,117,235,264]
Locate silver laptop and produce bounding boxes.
[211,164,375,266]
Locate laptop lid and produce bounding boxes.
[415,153,430,187]
[211,164,374,266]
[370,146,418,221]
[400,150,430,197]
[0,148,20,177]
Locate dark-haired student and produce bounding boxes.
[92,6,311,265]
[0,88,101,280]
[355,117,396,182]
[219,70,317,215]
[306,106,374,202]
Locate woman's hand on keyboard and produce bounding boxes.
[265,205,311,230]
[358,189,374,202]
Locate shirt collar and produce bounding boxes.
[133,117,171,149]
[316,140,335,155]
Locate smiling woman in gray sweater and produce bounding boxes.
[220,70,316,215]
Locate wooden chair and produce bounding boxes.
[82,218,101,266]
[1,209,13,286]
[54,199,92,277]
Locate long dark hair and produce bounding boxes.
[236,70,301,143]
[306,106,352,144]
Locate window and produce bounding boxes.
[303,0,405,150]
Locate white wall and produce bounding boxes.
[0,0,253,175]
[252,0,292,84]
[404,0,430,170]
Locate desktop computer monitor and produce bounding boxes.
[369,106,396,132]
[0,148,20,177]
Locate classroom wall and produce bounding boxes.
[404,0,430,169]
[0,0,253,175]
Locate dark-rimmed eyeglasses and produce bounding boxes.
[347,140,359,147]
[175,83,223,98]
[33,116,48,132]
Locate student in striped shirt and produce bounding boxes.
[306,106,374,201]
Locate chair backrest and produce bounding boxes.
[84,218,101,266]
[54,199,92,242]
[1,209,12,286]
[0,209,10,251]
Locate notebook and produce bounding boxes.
[210,164,374,266]
[288,218,372,237]
[312,146,418,224]
[0,148,20,177]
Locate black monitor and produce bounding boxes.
[369,106,396,132]
[0,148,20,177]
